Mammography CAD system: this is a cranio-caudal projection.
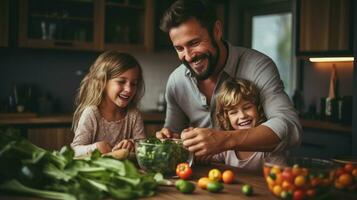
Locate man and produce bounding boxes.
[156,0,301,157]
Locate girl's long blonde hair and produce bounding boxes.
[215,78,266,130]
[72,51,144,131]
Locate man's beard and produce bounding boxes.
[182,41,220,81]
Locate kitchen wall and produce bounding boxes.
[0,48,179,113]
[302,61,354,114]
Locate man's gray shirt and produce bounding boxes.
[164,42,302,152]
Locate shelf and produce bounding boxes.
[106,2,144,10]
[300,118,352,134]
[19,0,153,51]
[30,14,93,22]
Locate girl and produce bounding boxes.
[213,78,285,171]
[71,51,146,156]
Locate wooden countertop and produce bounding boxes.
[299,118,352,133]
[1,163,355,200]
[0,112,352,133]
[0,111,165,125]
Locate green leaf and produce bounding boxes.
[114,176,141,186]
[123,160,139,178]
[84,178,108,192]
[0,179,76,200]
[43,163,73,181]
[107,186,137,200]
[92,158,125,176]
[91,149,102,159]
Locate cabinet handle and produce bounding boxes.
[54,41,73,47]
[301,142,325,149]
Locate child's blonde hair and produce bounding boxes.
[215,78,266,130]
[72,51,145,131]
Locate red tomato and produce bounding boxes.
[293,190,305,200]
[344,163,354,173]
[335,168,346,177]
[176,163,192,180]
[282,169,295,183]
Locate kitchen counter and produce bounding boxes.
[0,113,352,134]
[0,163,355,200]
[0,111,165,125]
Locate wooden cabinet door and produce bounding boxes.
[102,0,154,52]
[0,0,9,47]
[297,0,352,55]
[28,127,74,151]
[18,0,97,50]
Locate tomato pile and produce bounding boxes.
[333,162,357,193]
[263,163,334,200]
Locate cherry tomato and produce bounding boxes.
[294,175,306,187]
[352,168,357,177]
[338,173,353,186]
[335,168,346,176]
[208,169,222,182]
[197,177,211,189]
[306,189,316,198]
[176,162,192,180]
[282,168,295,183]
[293,189,305,200]
[344,163,354,173]
[222,170,235,184]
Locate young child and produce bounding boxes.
[213,78,285,171]
[71,51,146,156]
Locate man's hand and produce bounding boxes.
[181,128,231,156]
[155,127,180,139]
[112,139,134,152]
[95,141,112,154]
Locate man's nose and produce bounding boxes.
[182,48,194,62]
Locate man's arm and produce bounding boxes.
[181,126,280,156]
[253,58,302,152]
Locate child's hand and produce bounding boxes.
[112,139,134,152]
[95,141,112,154]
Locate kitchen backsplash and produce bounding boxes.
[302,61,354,115]
[0,48,179,113]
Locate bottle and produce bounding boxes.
[324,65,338,121]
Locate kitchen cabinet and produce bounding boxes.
[296,0,353,56]
[28,126,74,151]
[0,0,9,47]
[290,128,352,158]
[0,112,164,151]
[18,0,154,51]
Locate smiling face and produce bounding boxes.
[169,18,220,80]
[226,99,259,130]
[103,66,139,109]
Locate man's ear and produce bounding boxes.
[213,20,223,41]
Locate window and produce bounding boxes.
[251,13,294,96]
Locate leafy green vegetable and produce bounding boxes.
[135,138,191,174]
[0,127,162,200]
[0,179,76,200]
